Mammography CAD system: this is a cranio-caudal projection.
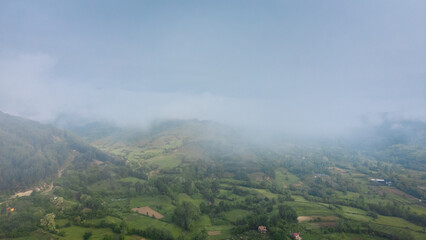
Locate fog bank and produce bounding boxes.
[1,1,425,137]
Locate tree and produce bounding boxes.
[278,205,298,223]
[192,228,208,240]
[83,231,92,240]
[367,211,378,220]
[173,201,200,230]
[40,213,57,233]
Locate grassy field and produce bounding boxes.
[409,204,426,215]
[205,225,233,240]
[252,188,280,199]
[302,232,385,240]
[58,226,114,240]
[223,209,251,223]
[142,154,182,169]
[84,216,122,226]
[292,195,309,202]
[125,214,182,238]
[275,168,301,188]
[369,222,425,240]
[374,215,424,232]
[119,176,147,184]
[286,201,335,216]
[338,206,372,222]
[93,133,185,169]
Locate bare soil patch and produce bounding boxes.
[298,216,313,222]
[148,170,160,179]
[132,206,164,219]
[291,181,303,187]
[93,159,104,165]
[11,190,33,198]
[319,216,339,221]
[208,231,221,236]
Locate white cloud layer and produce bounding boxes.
[1,1,425,137]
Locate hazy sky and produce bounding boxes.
[1,0,425,136]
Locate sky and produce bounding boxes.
[0,0,425,136]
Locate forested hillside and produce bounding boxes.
[0,111,114,193]
[1,116,425,240]
[342,119,426,171]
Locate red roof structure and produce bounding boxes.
[292,233,302,240]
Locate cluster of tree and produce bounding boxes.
[388,174,425,200]
[0,191,59,237]
[128,227,174,240]
[172,201,201,230]
[367,202,426,227]
[232,204,298,240]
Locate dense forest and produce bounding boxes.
[0,111,114,193]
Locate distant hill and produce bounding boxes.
[341,118,426,171]
[0,111,114,193]
[63,119,270,170]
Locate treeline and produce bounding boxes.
[367,202,426,227]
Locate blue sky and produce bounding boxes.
[0,0,425,136]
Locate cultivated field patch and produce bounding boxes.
[248,172,264,182]
[132,206,164,219]
[207,231,221,236]
[383,187,419,202]
[297,216,338,222]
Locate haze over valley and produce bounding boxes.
[1,1,425,137]
[0,1,425,240]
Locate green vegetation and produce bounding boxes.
[0,117,425,240]
[0,111,115,193]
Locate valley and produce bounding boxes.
[0,115,425,240]
[2,1,425,239]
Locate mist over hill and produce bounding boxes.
[1,111,425,240]
[1,1,426,138]
[0,1,425,239]
[54,112,426,171]
[0,111,115,192]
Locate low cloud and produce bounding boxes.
[1,53,425,138]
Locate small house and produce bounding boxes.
[370,178,385,184]
[6,207,15,212]
[292,233,302,240]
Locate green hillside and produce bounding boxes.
[0,111,114,194]
[0,116,425,240]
